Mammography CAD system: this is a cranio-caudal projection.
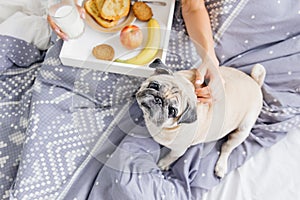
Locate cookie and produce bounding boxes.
[132,2,153,22]
[92,44,115,61]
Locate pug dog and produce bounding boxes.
[136,59,266,178]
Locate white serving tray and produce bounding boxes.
[59,0,175,77]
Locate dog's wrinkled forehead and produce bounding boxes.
[146,76,180,94]
[143,59,188,95]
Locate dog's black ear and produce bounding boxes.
[178,102,197,124]
[149,58,165,68]
[149,58,173,75]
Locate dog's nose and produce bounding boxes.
[154,96,163,105]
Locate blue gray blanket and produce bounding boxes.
[1,0,300,199]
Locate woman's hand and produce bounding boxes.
[181,0,224,104]
[194,67,212,104]
[47,5,85,40]
[194,60,224,104]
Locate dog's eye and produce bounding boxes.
[168,107,177,118]
[148,82,160,90]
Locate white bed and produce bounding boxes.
[204,128,300,200]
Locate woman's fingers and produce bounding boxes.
[192,68,213,104]
[47,14,69,40]
[195,86,210,98]
[193,68,203,86]
[77,5,86,19]
[195,86,212,104]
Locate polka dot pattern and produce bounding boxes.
[0,36,43,71]
[0,36,42,199]
[3,0,300,199]
[214,0,300,64]
[165,0,242,71]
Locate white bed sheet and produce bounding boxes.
[203,128,300,200]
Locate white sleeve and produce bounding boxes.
[0,0,51,50]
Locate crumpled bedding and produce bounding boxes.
[0,0,299,199]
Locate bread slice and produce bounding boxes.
[100,0,130,21]
[95,0,105,12]
[84,0,118,28]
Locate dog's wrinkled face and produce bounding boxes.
[137,76,181,127]
[136,59,197,129]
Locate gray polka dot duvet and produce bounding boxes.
[1,0,300,199]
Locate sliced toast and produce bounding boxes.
[100,0,130,21]
[84,0,118,28]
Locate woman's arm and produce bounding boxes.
[181,0,221,104]
[181,0,218,66]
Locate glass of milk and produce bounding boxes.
[48,0,85,39]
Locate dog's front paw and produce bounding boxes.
[158,159,171,171]
[214,160,228,178]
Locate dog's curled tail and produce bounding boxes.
[251,64,266,87]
